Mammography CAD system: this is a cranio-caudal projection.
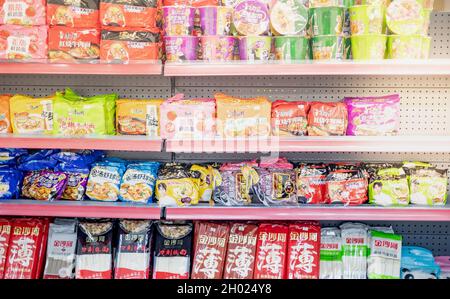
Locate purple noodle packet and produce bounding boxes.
[27,170,68,201]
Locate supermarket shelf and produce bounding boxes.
[165,205,450,221]
[0,60,162,75]
[165,136,450,153]
[0,134,163,152]
[0,200,161,219]
[164,60,450,76]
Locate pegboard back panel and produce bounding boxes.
[430,12,450,58]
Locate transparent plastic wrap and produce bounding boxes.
[368,230,402,279]
[340,222,369,279]
[319,227,343,279]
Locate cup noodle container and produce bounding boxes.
[415,0,434,10]
[269,0,308,36]
[309,0,343,8]
[164,36,199,61]
[349,5,386,35]
[233,0,270,36]
[386,34,423,59]
[420,8,431,35]
[200,36,236,61]
[163,6,196,36]
[198,6,233,35]
[344,36,352,59]
[239,36,272,60]
[311,35,344,59]
[310,6,345,36]
[274,36,310,60]
[386,0,424,35]
[350,34,386,59]
[359,0,391,7]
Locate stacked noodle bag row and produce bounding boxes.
[0,0,162,62]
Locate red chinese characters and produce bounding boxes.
[254,223,288,279]
[0,218,12,279]
[223,223,258,279]
[287,222,321,279]
[191,222,230,279]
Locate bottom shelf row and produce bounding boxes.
[0,217,448,280]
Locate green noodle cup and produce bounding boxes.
[274,36,310,60]
[349,5,386,35]
[386,0,424,35]
[421,9,432,35]
[360,0,391,7]
[421,35,431,59]
[416,0,434,9]
[344,36,352,59]
[310,6,345,36]
[311,35,344,60]
[387,34,423,59]
[350,34,386,60]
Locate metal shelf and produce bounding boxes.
[0,200,161,219]
[165,205,450,221]
[164,60,450,77]
[0,134,163,152]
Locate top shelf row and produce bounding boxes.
[3,60,450,76]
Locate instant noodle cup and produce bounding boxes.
[0,0,46,25]
[415,0,434,10]
[164,0,219,6]
[233,0,270,36]
[344,36,352,59]
[386,0,423,35]
[311,35,344,59]
[100,0,158,28]
[350,34,386,59]
[0,25,47,60]
[270,0,308,36]
[162,6,196,36]
[164,36,199,61]
[360,0,390,7]
[274,36,310,60]
[309,0,343,7]
[0,95,12,133]
[198,6,233,35]
[310,6,345,36]
[47,0,99,27]
[116,99,164,136]
[200,36,236,61]
[420,8,431,35]
[238,36,272,61]
[100,27,161,62]
[349,4,386,35]
[343,0,354,37]
[421,35,431,59]
[386,34,422,59]
[48,27,100,62]
[10,95,53,134]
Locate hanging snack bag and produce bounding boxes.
[325,168,368,205]
[27,170,68,201]
[0,25,47,59]
[115,220,153,279]
[192,222,230,279]
[43,219,78,279]
[47,0,100,27]
[253,157,297,206]
[100,0,158,28]
[116,99,164,136]
[155,163,201,207]
[408,166,448,206]
[0,95,12,133]
[368,230,402,279]
[75,219,113,279]
[271,100,310,136]
[160,94,216,140]
[344,94,401,136]
[153,221,193,279]
[215,93,271,138]
[0,0,46,25]
[48,27,100,62]
[368,165,409,206]
[224,223,258,279]
[307,102,348,136]
[0,218,11,279]
[287,222,321,279]
[296,163,329,204]
[190,164,219,203]
[86,161,126,202]
[340,222,369,279]
[254,223,288,279]
[10,95,53,134]
[119,162,160,204]
[3,218,49,279]
[100,27,161,62]
[0,167,22,199]
[213,161,259,206]
[320,227,343,279]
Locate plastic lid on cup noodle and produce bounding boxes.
[233,0,270,36]
[386,0,424,35]
[270,0,308,35]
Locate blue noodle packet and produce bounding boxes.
[119,162,160,204]
[0,148,28,166]
[85,161,127,202]
[0,168,23,199]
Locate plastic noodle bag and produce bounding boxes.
[119,162,160,204]
[410,167,447,206]
[0,218,12,279]
[10,95,53,134]
[0,95,12,133]
[271,100,310,136]
[400,246,440,279]
[190,164,219,203]
[0,148,27,166]
[368,165,409,206]
[326,168,368,205]
[0,168,22,199]
[86,161,126,202]
[368,230,402,279]
[340,222,369,279]
[296,163,329,204]
[116,99,164,136]
[319,227,343,279]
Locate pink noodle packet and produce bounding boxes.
[344,94,400,136]
[0,0,46,25]
[0,25,47,59]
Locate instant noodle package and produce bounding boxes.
[48,27,100,62]
[296,163,328,204]
[100,0,159,28]
[47,0,100,27]
[307,102,348,136]
[86,160,126,202]
[368,164,410,206]
[10,95,53,134]
[0,25,47,59]
[119,162,160,204]
[271,100,310,136]
[0,95,12,133]
[116,99,164,136]
[0,0,46,25]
